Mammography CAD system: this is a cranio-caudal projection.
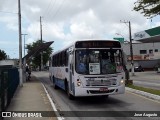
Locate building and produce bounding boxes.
[0,59,18,67]
[122,26,160,69]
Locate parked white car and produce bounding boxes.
[154,64,160,73]
[157,67,160,73]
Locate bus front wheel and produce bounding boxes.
[101,95,109,99]
[66,82,74,100]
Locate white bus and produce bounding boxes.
[49,40,125,99]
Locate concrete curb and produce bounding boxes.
[126,87,160,102]
[41,83,64,120]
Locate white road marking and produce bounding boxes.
[42,83,65,120]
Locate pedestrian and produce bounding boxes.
[26,66,31,81]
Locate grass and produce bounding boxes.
[126,84,160,96]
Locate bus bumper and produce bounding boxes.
[74,84,125,97]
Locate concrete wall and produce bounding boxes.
[122,42,160,69]
[0,60,18,67]
[122,42,160,56]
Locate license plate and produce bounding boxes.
[99,88,108,91]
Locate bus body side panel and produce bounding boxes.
[54,77,65,90]
[52,67,69,90]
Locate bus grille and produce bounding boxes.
[86,80,116,86]
[89,89,115,94]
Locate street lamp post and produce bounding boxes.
[115,33,130,43]
[116,33,124,38]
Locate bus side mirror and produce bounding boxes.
[65,68,68,72]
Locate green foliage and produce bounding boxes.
[134,0,160,18]
[0,49,7,60]
[26,40,53,68]
[127,84,160,95]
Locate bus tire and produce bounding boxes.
[101,95,109,99]
[53,76,58,89]
[66,82,74,100]
[49,75,51,81]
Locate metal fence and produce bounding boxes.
[0,67,19,119]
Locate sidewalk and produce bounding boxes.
[130,71,160,81]
[126,71,160,102]
[4,76,57,120]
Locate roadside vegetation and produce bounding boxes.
[0,49,7,60]
[134,0,160,18]
[126,84,160,96]
[26,40,53,70]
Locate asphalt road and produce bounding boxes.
[33,71,160,120]
[130,71,160,90]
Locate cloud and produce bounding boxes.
[0,0,160,58]
[70,9,103,38]
[30,6,41,13]
[23,0,154,50]
[26,22,40,39]
[0,41,12,45]
[43,22,65,40]
[0,15,18,31]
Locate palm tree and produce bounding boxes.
[0,49,7,60]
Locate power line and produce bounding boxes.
[50,0,65,20]
[45,0,57,20]
[39,0,65,41]
[43,0,56,17]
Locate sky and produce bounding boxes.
[0,0,160,59]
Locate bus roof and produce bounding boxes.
[50,39,121,56]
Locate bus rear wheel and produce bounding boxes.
[53,77,58,89]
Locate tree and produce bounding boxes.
[0,49,7,60]
[134,0,160,18]
[26,40,53,69]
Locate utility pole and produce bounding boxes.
[18,0,23,86]
[21,33,27,82]
[120,20,135,76]
[22,34,27,57]
[40,16,43,71]
[128,21,134,76]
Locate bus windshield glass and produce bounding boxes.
[75,49,123,75]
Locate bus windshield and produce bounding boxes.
[75,49,123,75]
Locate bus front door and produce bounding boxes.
[68,54,74,94]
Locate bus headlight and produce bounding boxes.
[77,79,81,86]
[77,81,81,86]
[120,79,125,85]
